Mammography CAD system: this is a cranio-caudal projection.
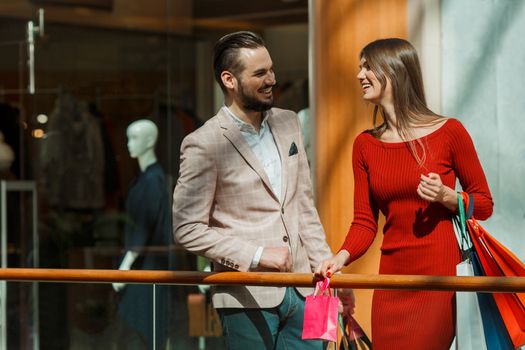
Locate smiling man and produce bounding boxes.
[172,31,332,349]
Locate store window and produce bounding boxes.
[0,0,310,348]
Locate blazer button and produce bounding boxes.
[234,264,239,269]
[283,236,289,243]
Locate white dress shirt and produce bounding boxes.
[224,106,282,200]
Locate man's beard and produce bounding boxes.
[238,80,274,112]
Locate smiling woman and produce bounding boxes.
[315,38,494,350]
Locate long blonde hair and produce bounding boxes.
[361,38,443,166]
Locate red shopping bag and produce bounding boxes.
[302,277,339,342]
[470,219,525,308]
[467,218,525,348]
[461,192,525,348]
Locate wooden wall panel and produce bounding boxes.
[313,0,407,337]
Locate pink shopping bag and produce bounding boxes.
[302,277,339,342]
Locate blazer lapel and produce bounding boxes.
[218,110,278,202]
[267,112,288,204]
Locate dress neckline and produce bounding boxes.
[365,118,453,148]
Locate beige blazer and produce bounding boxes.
[172,107,332,308]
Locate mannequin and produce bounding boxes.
[114,119,159,287]
[114,119,171,349]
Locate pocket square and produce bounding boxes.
[288,141,298,156]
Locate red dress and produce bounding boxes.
[340,119,493,350]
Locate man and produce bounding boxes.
[172,31,332,349]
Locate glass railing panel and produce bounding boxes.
[166,284,226,350]
[3,282,38,349]
[3,281,227,350]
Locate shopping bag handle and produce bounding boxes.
[314,277,331,296]
[455,192,470,253]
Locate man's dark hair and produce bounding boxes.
[213,31,265,92]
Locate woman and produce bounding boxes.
[315,38,493,349]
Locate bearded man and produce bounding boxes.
[172,31,332,350]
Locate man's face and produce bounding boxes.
[234,47,276,112]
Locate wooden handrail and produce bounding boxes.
[0,268,524,293]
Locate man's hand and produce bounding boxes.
[258,247,292,272]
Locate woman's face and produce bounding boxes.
[356,57,392,105]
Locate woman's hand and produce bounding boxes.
[314,250,350,279]
[417,172,457,211]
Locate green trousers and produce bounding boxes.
[217,287,326,350]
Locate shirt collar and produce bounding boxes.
[223,106,270,135]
